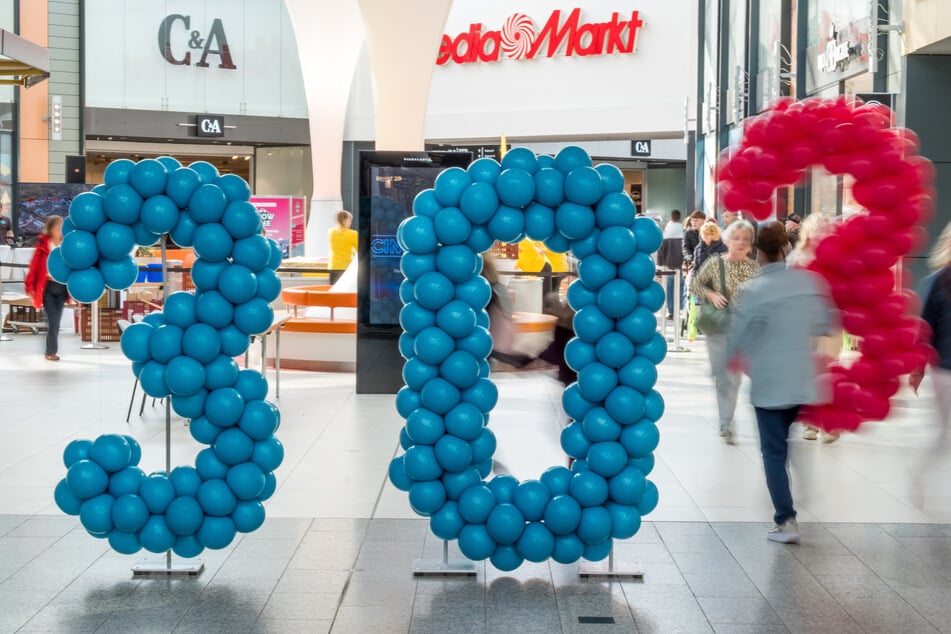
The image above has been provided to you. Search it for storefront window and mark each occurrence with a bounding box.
[0,131,11,222]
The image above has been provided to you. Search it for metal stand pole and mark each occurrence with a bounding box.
[133,235,203,577]
[275,327,281,398]
[0,273,11,342]
[81,302,109,350]
[578,550,644,579]
[669,271,688,353]
[413,540,477,577]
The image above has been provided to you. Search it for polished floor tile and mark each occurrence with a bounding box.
[0,326,949,632]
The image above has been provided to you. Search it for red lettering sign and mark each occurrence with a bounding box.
[436,9,644,66]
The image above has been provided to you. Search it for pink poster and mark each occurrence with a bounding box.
[251,196,306,258]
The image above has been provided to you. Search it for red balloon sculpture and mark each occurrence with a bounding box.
[718,97,936,432]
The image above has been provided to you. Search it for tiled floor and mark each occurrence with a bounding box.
[0,326,949,632]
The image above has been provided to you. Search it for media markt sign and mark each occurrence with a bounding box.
[437,8,644,66]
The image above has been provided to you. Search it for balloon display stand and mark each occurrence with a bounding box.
[413,540,477,577]
[578,552,643,579]
[131,239,204,578]
[80,302,109,350]
[132,551,204,576]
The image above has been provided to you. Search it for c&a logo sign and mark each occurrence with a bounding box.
[437,8,644,66]
[158,14,237,70]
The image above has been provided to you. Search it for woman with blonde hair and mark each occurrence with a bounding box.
[328,210,357,284]
[692,220,760,442]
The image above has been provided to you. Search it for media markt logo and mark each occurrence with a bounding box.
[436,8,644,66]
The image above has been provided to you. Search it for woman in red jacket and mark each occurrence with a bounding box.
[25,215,67,360]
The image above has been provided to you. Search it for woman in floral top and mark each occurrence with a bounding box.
[691,219,760,442]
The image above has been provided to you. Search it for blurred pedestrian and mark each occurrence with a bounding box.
[24,215,66,361]
[328,210,357,284]
[909,221,951,506]
[691,220,759,442]
[726,224,837,543]
[657,209,684,320]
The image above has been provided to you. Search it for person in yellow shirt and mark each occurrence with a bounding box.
[517,239,568,294]
[328,210,358,284]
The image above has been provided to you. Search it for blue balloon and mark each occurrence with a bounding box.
[197,479,237,516]
[617,307,657,344]
[165,167,202,208]
[458,523,496,561]
[543,495,582,535]
[182,323,221,364]
[69,192,107,232]
[149,325,184,364]
[266,238,283,270]
[47,248,71,283]
[560,422,592,460]
[231,235,271,272]
[598,226,637,263]
[413,189,442,218]
[564,338,596,373]
[485,503,525,545]
[539,466,573,496]
[108,466,146,497]
[112,494,150,532]
[100,256,139,291]
[414,271,455,311]
[196,290,235,329]
[54,478,82,515]
[517,521,555,562]
[66,266,106,304]
[618,356,658,392]
[234,369,269,401]
[238,400,280,440]
[104,159,135,187]
[634,216,664,253]
[409,480,447,516]
[467,225,495,253]
[619,420,659,459]
[533,168,566,208]
[80,493,115,535]
[189,415,221,445]
[217,264,258,305]
[140,194,180,235]
[197,516,237,550]
[251,437,284,472]
[188,161,221,185]
[226,462,267,500]
[139,360,170,398]
[195,448,229,481]
[555,201,596,240]
[217,173,252,202]
[512,480,550,521]
[90,434,131,473]
[581,407,622,443]
[461,378,498,413]
[605,385,646,425]
[433,207,471,246]
[221,201,263,240]
[496,169,535,208]
[189,185,229,224]
[552,534,586,564]
[638,280,666,313]
[193,223,234,262]
[60,230,99,270]
[487,205,525,243]
[169,466,203,497]
[420,377,461,414]
[129,159,168,198]
[403,358,439,392]
[397,216,438,254]
[169,211,198,247]
[564,167,605,206]
[636,332,668,365]
[103,184,143,225]
[63,439,94,468]
[166,355,207,396]
[156,155,182,171]
[467,158,502,184]
[638,481,659,515]
[597,279,638,319]
[163,291,197,328]
[569,471,610,507]
[500,147,539,173]
[595,163,626,193]
[459,182,500,224]
[435,245,478,283]
[430,500,465,540]
[573,305,614,343]
[205,387,245,427]
[553,146,593,174]
[524,203,556,241]
[254,268,282,302]
[232,500,266,533]
[433,167,472,207]
[166,496,204,535]
[595,192,636,229]
[233,297,274,336]
[562,383,596,421]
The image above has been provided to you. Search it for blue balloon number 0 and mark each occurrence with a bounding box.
[390,147,663,570]
[54,158,285,557]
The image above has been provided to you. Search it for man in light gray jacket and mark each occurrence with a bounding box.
[726,224,838,544]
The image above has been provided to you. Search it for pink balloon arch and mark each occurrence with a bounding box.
[718,97,936,432]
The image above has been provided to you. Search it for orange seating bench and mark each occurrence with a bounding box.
[281,285,357,334]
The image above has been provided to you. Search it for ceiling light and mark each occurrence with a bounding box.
[244,156,250,161]
[231,155,239,160]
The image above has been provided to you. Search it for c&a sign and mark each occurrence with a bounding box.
[158,14,237,69]
[437,8,645,66]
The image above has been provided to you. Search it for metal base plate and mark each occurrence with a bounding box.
[413,558,478,577]
[131,558,204,577]
[81,343,109,350]
[578,562,644,579]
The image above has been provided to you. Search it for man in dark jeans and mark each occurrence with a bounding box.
[726,224,837,543]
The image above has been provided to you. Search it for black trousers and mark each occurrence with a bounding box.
[43,281,67,355]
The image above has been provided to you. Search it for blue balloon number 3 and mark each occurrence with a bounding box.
[53,157,285,557]
[389,147,664,570]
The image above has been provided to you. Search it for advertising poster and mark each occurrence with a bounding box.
[251,196,306,258]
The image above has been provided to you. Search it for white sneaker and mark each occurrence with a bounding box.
[767,519,800,544]
[802,428,818,440]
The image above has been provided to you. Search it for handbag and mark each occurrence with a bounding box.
[696,257,731,335]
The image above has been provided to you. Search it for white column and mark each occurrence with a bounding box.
[356,0,453,151]
[283,0,365,257]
